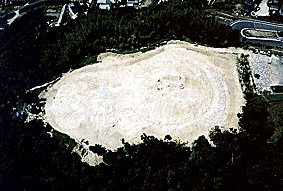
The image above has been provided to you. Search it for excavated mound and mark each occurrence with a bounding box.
[41,41,245,151]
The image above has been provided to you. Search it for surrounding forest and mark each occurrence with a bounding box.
[1,0,283,190]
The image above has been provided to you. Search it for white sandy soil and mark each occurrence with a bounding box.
[40,41,246,153]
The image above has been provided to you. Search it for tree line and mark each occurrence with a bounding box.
[40,0,240,86]
[0,0,241,104]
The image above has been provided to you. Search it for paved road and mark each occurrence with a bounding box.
[231,19,283,32]
[230,19,283,46]
[209,10,283,46]
[0,2,47,52]
[217,16,233,26]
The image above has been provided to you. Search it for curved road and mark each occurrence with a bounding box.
[230,19,283,32]
[230,19,283,46]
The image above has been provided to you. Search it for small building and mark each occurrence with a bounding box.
[241,0,257,15]
[126,0,139,6]
[267,0,283,15]
[99,4,110,9]
[97,0,116,10]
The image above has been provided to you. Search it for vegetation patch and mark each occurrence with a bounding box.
[243,29,278,38]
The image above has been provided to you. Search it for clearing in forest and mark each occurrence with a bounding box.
[40,41,245,151]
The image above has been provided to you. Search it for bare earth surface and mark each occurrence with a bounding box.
[40,41,245,152]
[248,53,283,92]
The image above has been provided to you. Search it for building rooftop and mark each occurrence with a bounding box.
[99,4,111,9]
[244,0,256,6]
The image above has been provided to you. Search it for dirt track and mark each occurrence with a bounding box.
[40,41,246,151]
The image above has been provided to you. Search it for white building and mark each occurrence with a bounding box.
[97,0,116,10]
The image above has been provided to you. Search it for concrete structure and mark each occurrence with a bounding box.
[241,28,283,47]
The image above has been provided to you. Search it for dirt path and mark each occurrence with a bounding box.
[40,41,246,152]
